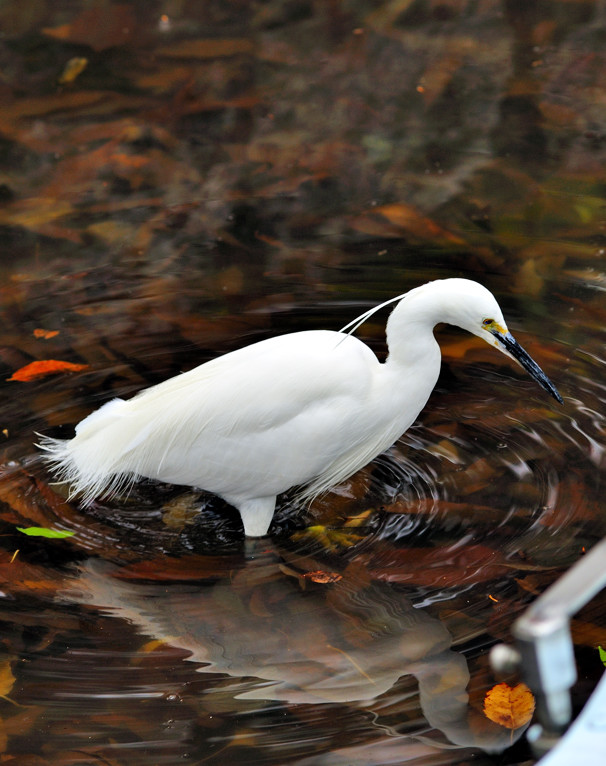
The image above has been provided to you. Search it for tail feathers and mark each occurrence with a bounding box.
[37,398,137,504]
[74,397,128,437]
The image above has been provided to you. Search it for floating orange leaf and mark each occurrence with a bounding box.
[33,328,60,339]
[7,360,89,382]
[483,682,535,729]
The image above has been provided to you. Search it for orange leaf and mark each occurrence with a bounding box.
[302,571,343,584]
[33,328,60,339]
[7,360,89,382]
[483,682,535,729]
[350,202,464,244]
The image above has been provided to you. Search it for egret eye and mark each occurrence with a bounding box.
[482,318,494,327]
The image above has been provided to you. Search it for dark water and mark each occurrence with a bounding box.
[0,1,605,764]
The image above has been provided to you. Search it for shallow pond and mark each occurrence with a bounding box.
[0,1,605,764]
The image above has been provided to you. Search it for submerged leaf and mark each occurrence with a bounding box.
[350,202,464,244]
[33,328,60,339]
[16,526,75,539]
[0,661,15,698]
[43,4,136,51]
[157,38,254,59]
[361,543,515,588]
[302,571,343,584]
[7,360,89,381]
[344,509,373,528]
[292,524,363,550]
[59,57,88,84]
[483,682,535,729]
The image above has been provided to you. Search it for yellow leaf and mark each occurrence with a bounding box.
[0,198,72,229]
[483,682,535,729]
[59,57,88,84]
[344,509,372,528]
[0,661,15,698]
[131,639,180,664]
[291,525,362,550]
[140,639,169,654]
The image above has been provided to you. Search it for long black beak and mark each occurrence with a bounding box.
[491,330,563,404]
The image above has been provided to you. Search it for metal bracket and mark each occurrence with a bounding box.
[490,537,606,758]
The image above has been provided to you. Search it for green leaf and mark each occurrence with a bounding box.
[599,646,606,667]
[16,526,75,539]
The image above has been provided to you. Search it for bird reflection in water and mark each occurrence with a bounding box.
[65,537,527,755]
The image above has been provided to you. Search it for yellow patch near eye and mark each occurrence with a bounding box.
[482,318,507,334]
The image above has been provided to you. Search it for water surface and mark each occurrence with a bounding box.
[0,1,605,764]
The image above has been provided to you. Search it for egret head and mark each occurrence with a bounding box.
[379,279,563,404]
[436,279,563,404]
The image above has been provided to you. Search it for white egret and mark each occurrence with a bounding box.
[39,278,562,537]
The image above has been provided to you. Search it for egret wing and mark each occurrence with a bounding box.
[41,330,380,503]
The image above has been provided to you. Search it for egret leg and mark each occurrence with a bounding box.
[234,496,277,537]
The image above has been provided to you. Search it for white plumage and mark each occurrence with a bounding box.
[39,278,562,536]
